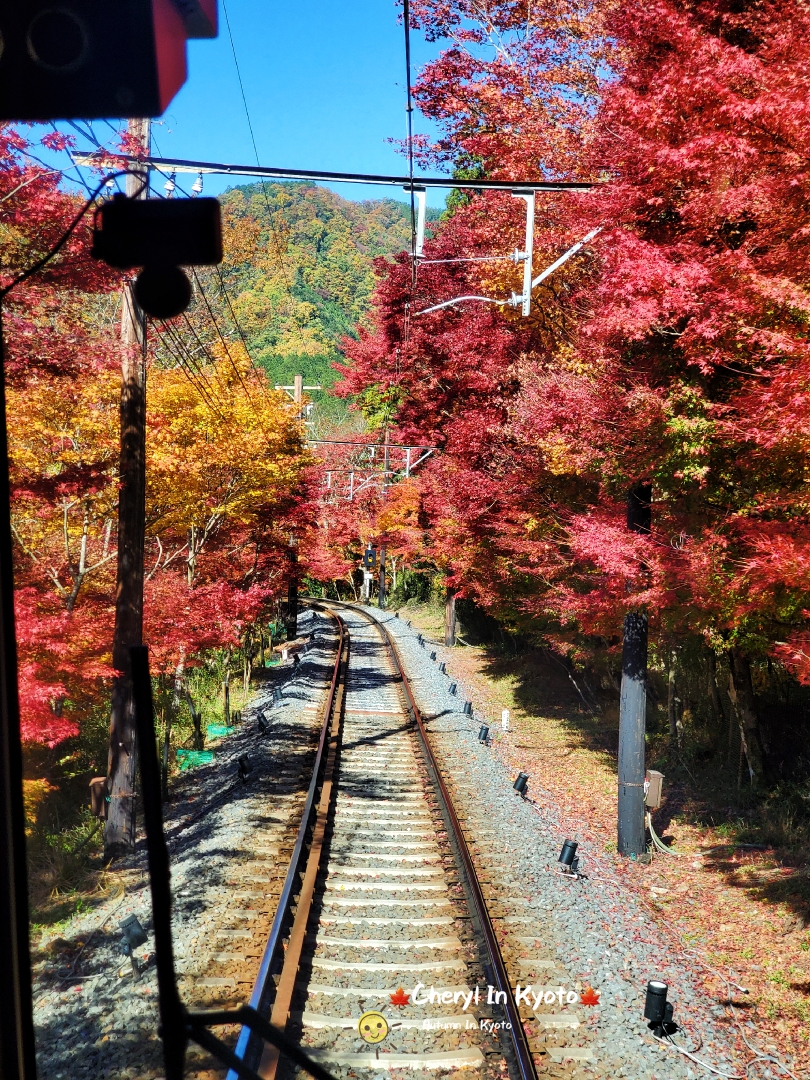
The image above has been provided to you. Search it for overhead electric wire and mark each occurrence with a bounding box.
[211,264,273,402]
[93,126,269,416]
[153,320,228,421]
[189,267,257,408]
[221,0,303,338]
[94,154,593,192]
[161,316,228,408]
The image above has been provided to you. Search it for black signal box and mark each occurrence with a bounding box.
[362,549,377,570]
[0,0,190,121]
[92,195,223,269]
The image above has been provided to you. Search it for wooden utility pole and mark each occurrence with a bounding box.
[617,483,651,858]
[104,118,150,859]
[444,591,457,646]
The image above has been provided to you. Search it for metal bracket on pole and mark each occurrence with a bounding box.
[510,190,535,316]
[531,227,602,290]
[404,186,427,258]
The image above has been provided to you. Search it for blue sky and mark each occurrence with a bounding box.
[59,1,447,209]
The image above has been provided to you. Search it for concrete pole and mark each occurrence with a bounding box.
[617,483,651,858]
[286,536,298,640]
[378,545,386,609]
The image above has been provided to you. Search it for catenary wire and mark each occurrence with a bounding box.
[221,0,303,330]
[153,320,228,421]
[189,267,257,408]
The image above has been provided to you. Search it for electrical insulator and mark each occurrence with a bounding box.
[164,172,176,198]
[191,172,204,196]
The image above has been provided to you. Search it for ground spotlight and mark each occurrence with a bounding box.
[430,650,437,661]
[513,772,529,796]
[273,687,282,704]
[417,633,423,646]
[119,914,147,980]
[463,700,473,716]
[439,662,447,674]
[644,980,677,1036]
[257,712,270,735]
[238,754,254,782]
[478,724,490,744]
[558,839,579,874]
[448,682,457,696]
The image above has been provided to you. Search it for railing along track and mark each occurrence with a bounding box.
[229,601,539,1080]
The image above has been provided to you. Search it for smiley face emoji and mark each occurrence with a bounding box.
[358,1011,389,1044]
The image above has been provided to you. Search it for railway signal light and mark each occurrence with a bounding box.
[0,0,196,122]
[362,546,377,570]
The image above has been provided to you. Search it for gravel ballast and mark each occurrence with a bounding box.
[363,605,750,1080]
[31,608,333,1080]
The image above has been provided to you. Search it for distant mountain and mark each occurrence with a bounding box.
[220,181,437,393]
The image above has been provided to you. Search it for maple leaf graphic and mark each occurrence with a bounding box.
[390,987,410,1006]
[580,986,600,1006]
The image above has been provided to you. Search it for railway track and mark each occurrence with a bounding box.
[215,602,595,1080]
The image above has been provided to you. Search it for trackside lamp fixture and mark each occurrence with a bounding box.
[119,914,148,980]
[644,980,677,1037]
[558,840,579,874]
[92,194,223,319]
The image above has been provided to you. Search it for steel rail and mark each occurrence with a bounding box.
[256,607,347,1080]
[323,602,540,1080]
[227,610,346,1079]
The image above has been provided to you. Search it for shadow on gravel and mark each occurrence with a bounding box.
[341,722,412,755]
[479,647,621,762]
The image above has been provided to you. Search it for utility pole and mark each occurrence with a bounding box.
[380,432,390,617]
[444,591,457,646]
[104,117,150,859]
[617,483,651,858]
